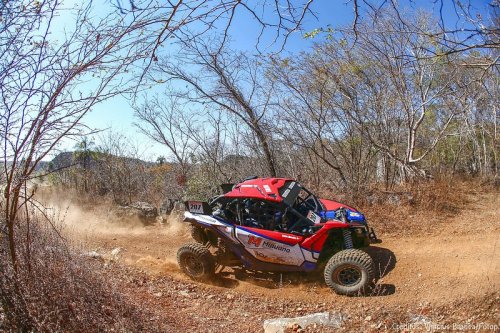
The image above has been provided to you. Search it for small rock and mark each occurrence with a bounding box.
[264,312,342,333]
[111,247,123,256]
[153,292,163,298]
[179,290,190,297]
[365,315,372,321]
[409,314,432,326]
[226,294,235,300]
[207,294,215,299]
[85,251,103,260]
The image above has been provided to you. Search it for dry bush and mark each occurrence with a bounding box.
[345,176,490,236]
[0,213,167,332]
[407,177,473,214]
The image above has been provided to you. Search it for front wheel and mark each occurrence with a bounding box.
[324,249,374,296]
[177,243,215,281]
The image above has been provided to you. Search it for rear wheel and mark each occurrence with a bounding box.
[324,249,374,296]
[177,243,215,281]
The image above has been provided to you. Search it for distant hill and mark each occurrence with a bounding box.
[49,152,75,170]
[37,151,154,173]
[35,161,50,172]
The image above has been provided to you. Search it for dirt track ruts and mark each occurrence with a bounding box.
[61,192,500,331]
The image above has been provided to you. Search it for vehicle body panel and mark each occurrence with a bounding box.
[182,177,377,272]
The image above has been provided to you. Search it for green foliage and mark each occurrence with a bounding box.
[303,26,334,39]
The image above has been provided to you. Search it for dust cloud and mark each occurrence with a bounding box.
[35,189,189,246]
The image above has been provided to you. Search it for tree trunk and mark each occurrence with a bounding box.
[253,124,277,177]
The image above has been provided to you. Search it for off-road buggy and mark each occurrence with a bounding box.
[177,177,380,295]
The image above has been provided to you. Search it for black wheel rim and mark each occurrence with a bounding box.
[334,265,362,286]
[181,253,204,277]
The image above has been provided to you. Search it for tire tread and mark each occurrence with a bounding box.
[177,243,215,280]
[324,249,374,296]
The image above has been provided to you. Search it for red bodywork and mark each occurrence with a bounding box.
[320,199,358,212]
[224,177,293,203]
[224,178,359,212]
[223,177,360,253]
[239,221,350,253]
[239,221,348,253]
[300,221,349,252]
[240,226,304,246]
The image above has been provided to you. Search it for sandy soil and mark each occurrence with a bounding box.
[55,192,499,332]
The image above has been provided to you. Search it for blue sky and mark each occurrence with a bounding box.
[58,0,356,160]
[54,0,494,161]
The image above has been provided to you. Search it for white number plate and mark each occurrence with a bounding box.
[188,201,204,214]
[307,210,321,224]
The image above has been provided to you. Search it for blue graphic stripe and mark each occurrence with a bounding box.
[299,246,320,254]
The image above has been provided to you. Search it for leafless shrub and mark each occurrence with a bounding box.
[0,210,164,332]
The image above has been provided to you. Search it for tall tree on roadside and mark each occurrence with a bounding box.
[312,11,466,181]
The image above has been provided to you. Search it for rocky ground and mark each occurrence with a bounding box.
[61,192,499,332]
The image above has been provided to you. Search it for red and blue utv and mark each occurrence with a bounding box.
[177,177,380,295]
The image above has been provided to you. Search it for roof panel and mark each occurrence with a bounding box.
[223,177,294,202]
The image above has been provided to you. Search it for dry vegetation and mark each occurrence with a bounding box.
[2,178,496,332]
[0,214,171,332]
[359,177,473,236]
[1,0,498,331]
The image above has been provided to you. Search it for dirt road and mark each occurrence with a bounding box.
[62,192,500,331]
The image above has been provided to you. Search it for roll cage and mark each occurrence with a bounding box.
[209,181,325,235]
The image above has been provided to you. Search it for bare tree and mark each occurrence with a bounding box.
[0,0,168,266]
[133,95,194,184]
[152,39,279,176]
[115,0,316,54]
[182,109,231,181]
[0,0,317,267]
[316,12,467,181]
[270,54,378,194]
[349,0,499,66]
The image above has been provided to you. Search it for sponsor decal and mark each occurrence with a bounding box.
[254,251,287,264]
[254,251,270,259]
[307,210,321,224]
[282,234,300,240]
[281,182,296,198]
[281,235,300,239]
[263,184,272,193]
[247,235,263,247]
[263,240,290,253]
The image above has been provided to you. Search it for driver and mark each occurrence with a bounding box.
[242,199,283,231]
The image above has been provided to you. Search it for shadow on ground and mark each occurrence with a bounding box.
[364,246,397,279]
[208,245,397,297]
